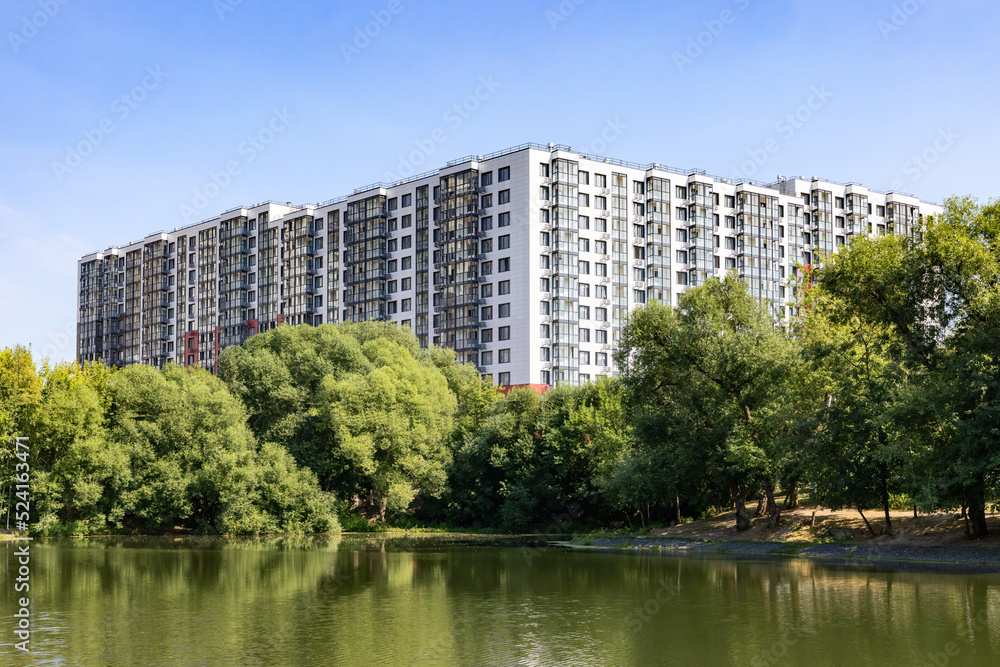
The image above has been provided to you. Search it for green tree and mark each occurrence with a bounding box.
[821,196,1000,538]
[220,322,461,523]
[617,277,799,531]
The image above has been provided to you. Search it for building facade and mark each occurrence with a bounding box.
[77,142,941,386]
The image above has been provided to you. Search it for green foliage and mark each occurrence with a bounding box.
[616,276,800,530]
[220,321,464,522]
[0,353,336,536]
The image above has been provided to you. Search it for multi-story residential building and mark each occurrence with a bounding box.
[77,142,941,387]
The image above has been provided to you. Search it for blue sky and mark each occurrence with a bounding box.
[1,0,997,362]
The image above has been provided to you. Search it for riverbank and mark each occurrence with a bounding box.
[559,504,1000,569]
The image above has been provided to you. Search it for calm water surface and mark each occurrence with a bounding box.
[2,535,999,666]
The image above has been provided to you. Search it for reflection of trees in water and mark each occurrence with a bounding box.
[5,541,999,666]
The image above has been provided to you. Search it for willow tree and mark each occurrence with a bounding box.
[617,277,799,531]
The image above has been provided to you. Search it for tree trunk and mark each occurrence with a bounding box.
[881,476,893,537]
[731,480,752,531]
[764,483,781,529]
[783,481,799,511]
[966,493,989,540]
[675,495,682,526]
[857,504,877,537]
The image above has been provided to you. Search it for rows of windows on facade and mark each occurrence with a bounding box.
[77,144,939,388]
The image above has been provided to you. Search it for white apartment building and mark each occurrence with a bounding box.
[77,142,941,388]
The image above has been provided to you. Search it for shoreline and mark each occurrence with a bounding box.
[553,535,1000,572]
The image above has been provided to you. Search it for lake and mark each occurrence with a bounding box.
[2,535,999,665]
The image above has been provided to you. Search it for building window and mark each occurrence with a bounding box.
[539,255,550,269]
[540,231,550,246]
[540,323,550,338]
[596,329,608,344]
[481,238,493,254]
[596,352,608,367]
[481,328,493,343]
[499,234,511,250]
[595,174,606,188]
[499,189,510,205]
[579,193,590,208]
[499,349,511,363]
[596,263,607,276]
[499,212,510,227]
[580,328,590,342]
[540,347,551,361]
[726,258,736,269]
[481,261,493,275]
[481,172,493,187]
[579,282,590,297]
[499,167,510,182]
[499,303,510,318]
[579,215,590,229]
[540,163,550,177]
[402,298,411,312]
[481,306,493,320]
[541,370,551,385]
[677,272,689,285]
[596,307,607,321]
[580,305,590,319]
[580,351,590,365]
[481,283,493,297]
[498,372,510,385]
[499,326,510,341]
[540,301,550,315]
[579,260,590,274]
[498,258,510,272]
[540,186,550,201]
[481,351,493,365]
[676,185,687,199]
[595,196,607,210]
[580,238,590,253]
[402,256,412,270]
[499,280,511,295]
[481,194,492,209]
